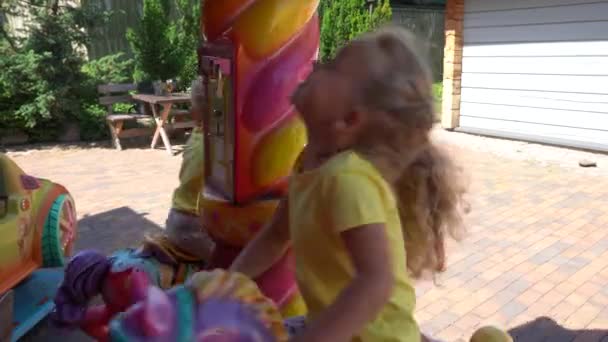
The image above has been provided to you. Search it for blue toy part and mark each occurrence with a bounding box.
[108,248,201,290]
[109,285,195,342]
[11,268,64,341]
[174,286,195,342]
[42,194,73,267]
[110,249,165,287]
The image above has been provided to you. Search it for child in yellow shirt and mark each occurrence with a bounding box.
[155,26,512,341]
[231,26,471,341]
[165,77,214,261]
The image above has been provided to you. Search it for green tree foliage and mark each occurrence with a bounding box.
[126,0,175,82]
[1,0,201,143]
[0,48,50,134]
[80,53,135,140]
[0,1,132,142]
[0,0,106,140]
[81,53,135,85]
[370,0,392,28]
[174,0,202,90]
[319,0,392,62]
[127,0,201,84]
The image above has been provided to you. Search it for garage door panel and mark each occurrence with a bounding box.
[460,0,608,150]
[465,0,603,13]
[465,2,608,28]
[460,88,608,113]
[465,21,608,44]
[460,0,608,151]
[464,21,608,44]
[459,117,608,145]
[462,56,608,76]
[463,41,608,57]
[461,102,608,131]
[461,73,608,94]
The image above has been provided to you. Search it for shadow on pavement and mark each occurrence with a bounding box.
[509,316,608,341]
[75,206,165,254]
[21,206,165,342]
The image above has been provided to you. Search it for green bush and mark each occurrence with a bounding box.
[319,0,392,62]
[82,53,134,85]
[177,51,199,91]
[0,48,53,136]
[0,1,138,142]
[79,104,109,141]
[433,82,443,121]
[127,0,200,84]
[0,0,197,143]
[433,82,443,103]
[175,0,202,90]
[79,53,136,141]
[127,0,177,82]
[0,2,105,142]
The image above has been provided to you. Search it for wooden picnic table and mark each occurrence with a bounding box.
[132,93,194,155]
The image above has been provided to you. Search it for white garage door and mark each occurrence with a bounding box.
[459,0,608,151]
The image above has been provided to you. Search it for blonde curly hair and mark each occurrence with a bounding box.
[334,25,468,279]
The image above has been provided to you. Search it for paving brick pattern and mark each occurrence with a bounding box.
[6,132,608,341]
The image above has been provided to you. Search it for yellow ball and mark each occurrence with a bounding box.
[470,326,513,342]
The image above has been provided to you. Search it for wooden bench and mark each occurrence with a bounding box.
[98,83,154,150]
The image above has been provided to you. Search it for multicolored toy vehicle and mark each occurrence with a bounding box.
[0,153,78,341]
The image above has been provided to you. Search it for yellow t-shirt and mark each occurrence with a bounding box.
[289,150,420,342]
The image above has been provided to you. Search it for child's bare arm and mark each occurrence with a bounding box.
[291,223,393,342]
[230,199,291,279]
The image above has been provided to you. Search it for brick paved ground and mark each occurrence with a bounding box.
[5,131,608,341]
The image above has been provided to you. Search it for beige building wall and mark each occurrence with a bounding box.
[440,0,464,129]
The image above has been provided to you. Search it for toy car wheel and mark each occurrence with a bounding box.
[42,194,77,267]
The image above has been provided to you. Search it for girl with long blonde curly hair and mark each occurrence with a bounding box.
[232,25,471,341]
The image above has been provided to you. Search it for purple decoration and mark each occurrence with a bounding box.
[112,286,185,341]
[52,250,111,327]
[20,174,40,190]
[111,289,277,342]
[196,298,276,342]
[122,286,175,338]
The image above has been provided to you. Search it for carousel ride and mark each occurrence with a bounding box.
[51,0,319,340]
